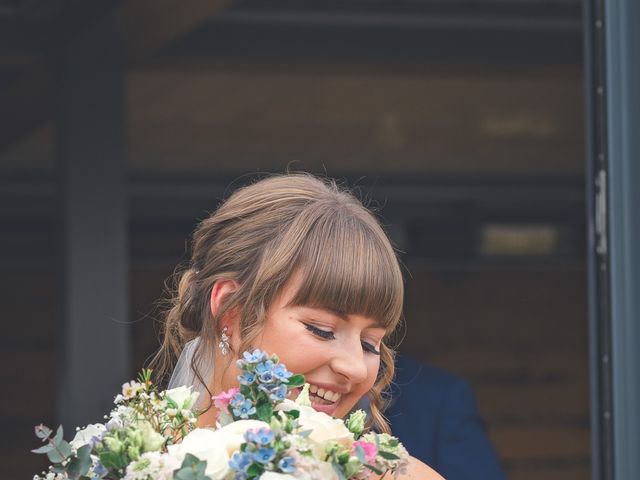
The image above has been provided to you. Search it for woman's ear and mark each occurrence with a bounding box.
[210,279,241,335]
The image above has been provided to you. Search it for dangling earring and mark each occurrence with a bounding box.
[219,326,230,356]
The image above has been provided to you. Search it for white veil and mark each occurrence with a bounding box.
[167,337,215,408]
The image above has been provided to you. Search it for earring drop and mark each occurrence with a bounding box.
[219,326,230,355]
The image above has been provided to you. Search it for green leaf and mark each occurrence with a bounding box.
[46,440,72,463]
[246,463,263,477]
[31,444,54,454]
[354,444,366,464]
[287,374,305,388]
[66,444,93,480]
[365,463,384,475]
[256,402,273,423]
[100,450,127,470]
[285,409,300,419]
[52,425,64,445]
[173,453,211,480]
[331,461,348,480]
[240,385,252,397]
[34,424,53,440]
[377,450,400,461]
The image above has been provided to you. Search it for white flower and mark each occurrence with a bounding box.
[291,453,340,480]
[122,381,144,400]
[70,423,106,450]
[167,429,228,478]
[124,451,181,480]
[167,420,269,478]
[165,385,200,410]
[277,400,353,448]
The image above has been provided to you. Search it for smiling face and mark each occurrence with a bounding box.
[216,272,386,419]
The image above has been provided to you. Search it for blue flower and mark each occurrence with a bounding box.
[256,360,276,383]
[269,384,288,402]
[243,349,267,364]
[230,392,247,408]
[278,456,296,473]
[229,451,253,472]
[232,399,256,419]
[272,363,293,382]
[245,427,274,446]
[238,371,257,386]
[253,447,276,464]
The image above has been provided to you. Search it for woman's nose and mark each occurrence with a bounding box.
[330,340,369,385]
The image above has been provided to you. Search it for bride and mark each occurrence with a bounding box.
[150,173,444,479]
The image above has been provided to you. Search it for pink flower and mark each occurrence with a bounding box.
[352,440,378,465]
[212,387,240,412]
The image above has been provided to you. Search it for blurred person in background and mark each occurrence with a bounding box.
[386,353,506,480]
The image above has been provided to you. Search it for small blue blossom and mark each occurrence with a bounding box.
[245,427,274,446]
[92,462,108,477]
[278,456,296,473]
[229,451,253,473]
[256,360,276,383]
[238,371,257,386]
[230,392,247,408]
[243,349,267,364]
[253,447,276,464]
[272,363,293,382]
[269,384,288,402]
[232,399,257,419]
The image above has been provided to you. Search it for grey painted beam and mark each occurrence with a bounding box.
[605,0,640,477]
[55,12,130,428]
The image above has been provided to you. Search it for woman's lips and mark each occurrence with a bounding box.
[310,392,338,416]
[286,387,339,416]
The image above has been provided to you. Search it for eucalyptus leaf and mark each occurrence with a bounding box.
[354,444,366,464]
[66,444,93,479]
[31,444,54,454]
[34,424,53,440]
[331,461,348,480]
[52,425,64,444]
[365,463,384,475]
[377,450,400,461]
[46,440,72,463]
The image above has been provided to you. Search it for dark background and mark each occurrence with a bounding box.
[0,1,589,478]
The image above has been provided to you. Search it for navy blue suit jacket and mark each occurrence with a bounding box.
[386,354,506,480]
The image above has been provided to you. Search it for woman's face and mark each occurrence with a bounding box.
[220,273,386,419]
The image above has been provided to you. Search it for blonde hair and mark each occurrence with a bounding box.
[150,173,404,433]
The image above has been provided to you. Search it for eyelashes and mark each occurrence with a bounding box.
[303,323,381,356]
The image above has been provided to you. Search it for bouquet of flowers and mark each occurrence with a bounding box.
[32,349,409,480]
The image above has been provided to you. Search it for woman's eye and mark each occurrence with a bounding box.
[304,323,335,340]
[362,341,381,356]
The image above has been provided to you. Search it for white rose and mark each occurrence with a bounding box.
[167,421,269,478]
[165,385,200,410]
[167,429,228,478]
[70,424,106,450]
[212,419,270,455]
[276,400,353,447]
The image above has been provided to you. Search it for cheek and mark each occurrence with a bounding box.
[253,321,329,375]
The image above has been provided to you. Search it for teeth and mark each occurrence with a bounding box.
[308,384,342,403]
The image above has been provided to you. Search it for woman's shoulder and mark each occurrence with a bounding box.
[369,456,444,480]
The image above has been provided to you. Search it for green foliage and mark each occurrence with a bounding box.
[173,453,211,480]
[256,402,273,423]
[287,374,305,388]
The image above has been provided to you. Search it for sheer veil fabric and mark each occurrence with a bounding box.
[167,337,214,408]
